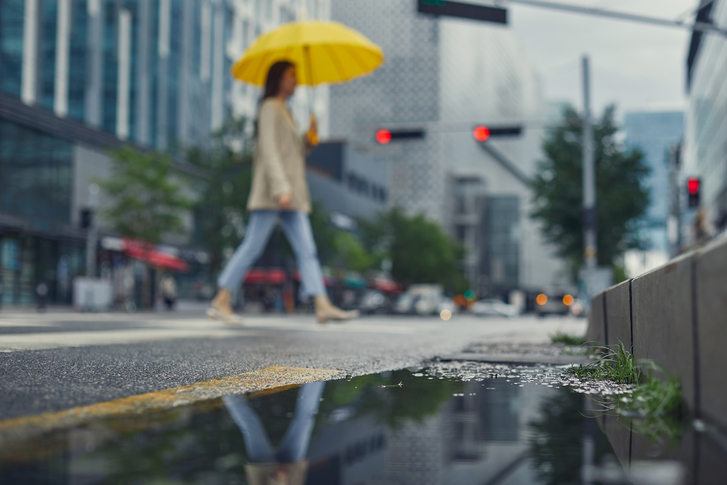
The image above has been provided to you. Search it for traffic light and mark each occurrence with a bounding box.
[472,125,522,142]
[687,177,701,208]
[375,128,425,144]
[80,208,93,229]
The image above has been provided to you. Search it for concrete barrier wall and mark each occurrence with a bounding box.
[586,237,727,424]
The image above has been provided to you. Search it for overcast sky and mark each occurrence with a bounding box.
[505,0,694,119]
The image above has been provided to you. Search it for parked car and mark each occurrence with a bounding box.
[393,292,415,314]
[471,299,519,318]
[394,284,444,315]
[356,290,388,315]
[535,293,571,317]
[438,296,458,315]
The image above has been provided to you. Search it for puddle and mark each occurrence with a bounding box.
[0,366,720,484]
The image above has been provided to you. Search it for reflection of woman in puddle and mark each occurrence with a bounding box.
[223,381,324,485]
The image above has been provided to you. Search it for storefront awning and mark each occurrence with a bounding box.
[123,239,189,272]
[372,279,403,293]
[244,269,287,285]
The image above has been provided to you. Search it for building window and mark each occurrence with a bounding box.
[0,120,73,229]
[0,0,25,98]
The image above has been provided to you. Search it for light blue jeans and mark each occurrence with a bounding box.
[222,382,325,463]
[217,210,326,297]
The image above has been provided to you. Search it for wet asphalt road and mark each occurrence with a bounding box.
[0,310,586,420]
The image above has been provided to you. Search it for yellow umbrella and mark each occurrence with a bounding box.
[231,20,384,87]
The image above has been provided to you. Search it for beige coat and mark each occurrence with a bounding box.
[247,98,311,213]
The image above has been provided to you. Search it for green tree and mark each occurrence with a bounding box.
[359,207,469,292]
[333,231,376,273]
[99,146,192,244]
[531,105,650,277]
[187,118,253,276]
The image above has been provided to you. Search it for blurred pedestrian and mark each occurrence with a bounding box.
[207,61,358,325]
[160,274,177,311]
[36,281,48,312]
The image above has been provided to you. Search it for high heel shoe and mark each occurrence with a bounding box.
[314,294,359,324]
[206,305,244,325]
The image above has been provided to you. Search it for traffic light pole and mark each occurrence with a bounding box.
[582,56,598,297]
[668,144,683,257]
[476,142,532,187]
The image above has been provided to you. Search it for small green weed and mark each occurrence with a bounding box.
[568,342,684,444]
[549,331,585,346]
[569,341,641,384]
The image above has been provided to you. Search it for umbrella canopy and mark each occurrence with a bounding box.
[231,21,384,86]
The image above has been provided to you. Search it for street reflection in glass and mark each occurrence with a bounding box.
[0,370,619,484]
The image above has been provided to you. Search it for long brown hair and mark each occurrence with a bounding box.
[254,60,295,139]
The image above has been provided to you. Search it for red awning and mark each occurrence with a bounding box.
[373,279,403,293]
[244,269,286,284]
[122,239,189,272]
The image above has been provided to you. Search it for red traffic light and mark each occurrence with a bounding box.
[375,129,392,145]
[473,125,490,142]
[687,178,700,195]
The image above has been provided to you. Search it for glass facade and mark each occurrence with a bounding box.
[482,196,520,291]
[127,0,140,142]
[685,0,727,227]
[102,0,118,133]
[149,0,160,146]
[0,0,326,151]
[165,0,182,151]
[39,0,58,111]
[0,0,24,98]
[623,111,684,253]
[68,0,89,121]
[0,120,73,230]
[0,120,77,306]
[0,0,332,307]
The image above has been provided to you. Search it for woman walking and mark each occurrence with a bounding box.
[207,61,358,324]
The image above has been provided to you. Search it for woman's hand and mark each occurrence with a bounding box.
[307,114,319,146]
[278,192,292,209]
[309,114,318,134]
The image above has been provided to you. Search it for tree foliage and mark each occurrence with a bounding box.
[359,207,469,292]
[531,105,650,274]
[187,118,254,275]
[99,146,192,244]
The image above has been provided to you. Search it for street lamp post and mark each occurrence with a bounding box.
[582,56,598,299]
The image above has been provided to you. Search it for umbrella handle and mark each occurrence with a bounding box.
[303,45,319,145]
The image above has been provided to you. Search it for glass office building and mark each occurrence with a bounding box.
[685,0,727,232]
[329,0,568,297]
[623,111,684,253]
[0,0,330,306]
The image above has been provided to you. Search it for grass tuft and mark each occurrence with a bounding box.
[569,341,641,384]
[549,331,585,346]
[568,341,684,444]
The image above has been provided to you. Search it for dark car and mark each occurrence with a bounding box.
[535,293,573,317]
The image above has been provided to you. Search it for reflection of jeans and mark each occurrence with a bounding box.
[217,210,326,297]
[223,381,325,463]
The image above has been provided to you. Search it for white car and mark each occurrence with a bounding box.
[471,299,519,318]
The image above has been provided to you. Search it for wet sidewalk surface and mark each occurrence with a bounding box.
[1,362,725,484]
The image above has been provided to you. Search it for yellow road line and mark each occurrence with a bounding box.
[0,366,342,451]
